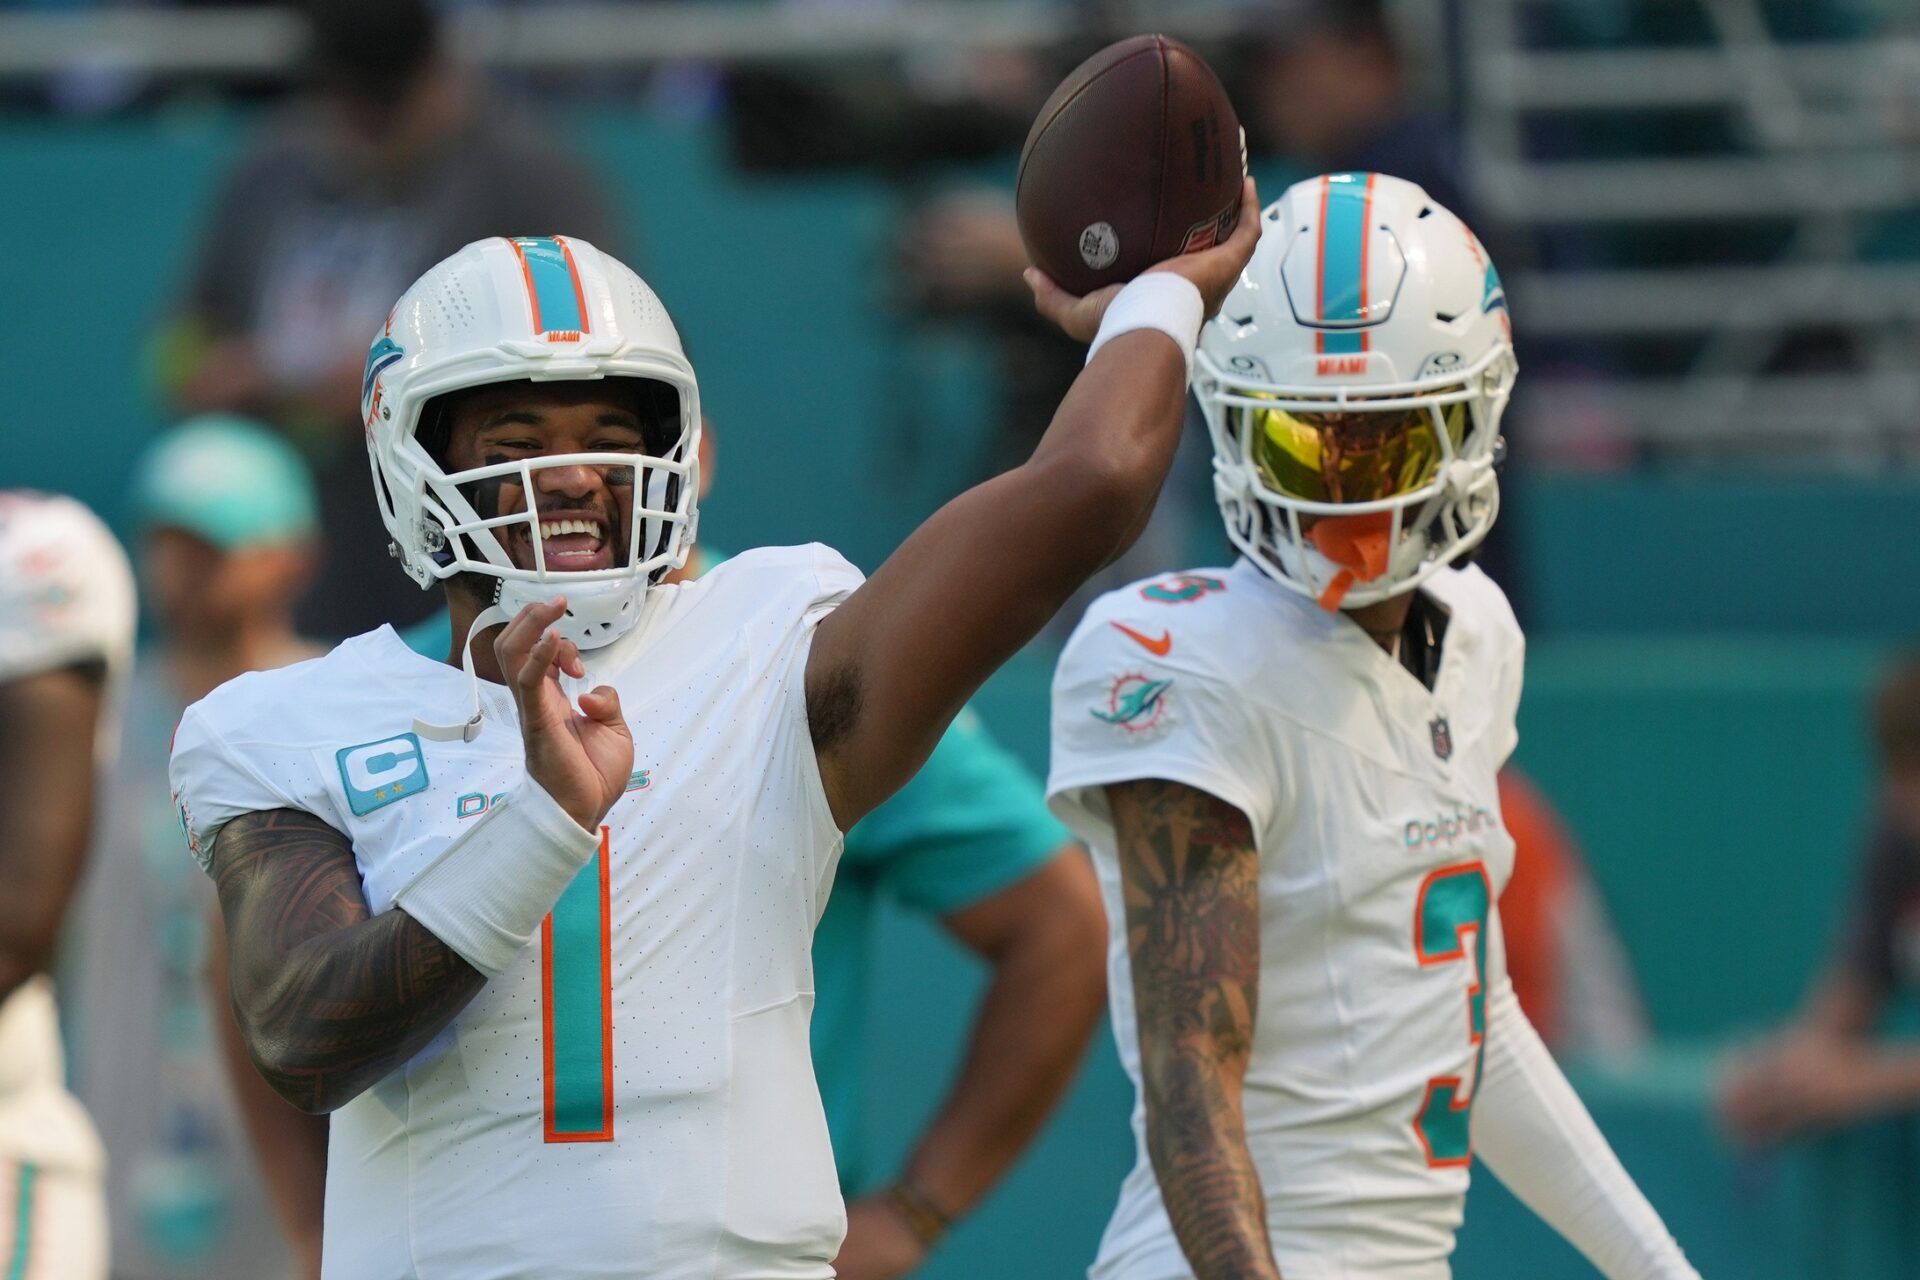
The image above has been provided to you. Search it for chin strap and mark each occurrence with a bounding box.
[414,603,513,743]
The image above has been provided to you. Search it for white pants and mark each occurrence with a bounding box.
[1,1161,107,1280]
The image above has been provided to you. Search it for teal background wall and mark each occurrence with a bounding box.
[8,108,1919,1276]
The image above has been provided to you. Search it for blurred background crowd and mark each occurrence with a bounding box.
[5,0,1920,1277]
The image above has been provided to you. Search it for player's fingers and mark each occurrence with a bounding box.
[1228,176,1260,249]
[514,630,565,703]
[1023,267,1073,323]
[578,684,625,728]
[1029,269,1123,344]
[553,634,585,680]
[493,596,568,674]
[1165,177,1262,318]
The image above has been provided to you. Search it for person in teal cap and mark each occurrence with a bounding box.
[64,415,331,1278]
[239,422,1108,1280]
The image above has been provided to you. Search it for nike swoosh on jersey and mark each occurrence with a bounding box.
[1111,622,1172,656]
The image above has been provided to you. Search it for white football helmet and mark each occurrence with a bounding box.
[1193,172,1515,610]
[363,235,700,650]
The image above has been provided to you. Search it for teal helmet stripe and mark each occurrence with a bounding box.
[510,235,589,336]
[1316,172,1378,354]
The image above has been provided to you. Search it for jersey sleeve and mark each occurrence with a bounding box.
[1047,607,1276,841]
[169,702,307,872]
[0,494,136,684]
[1478,569,1526,766]
[800,542,864,622]
[847,707,1070,917]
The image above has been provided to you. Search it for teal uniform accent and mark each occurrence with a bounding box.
[512,236,586,334]
[1482,260,1508,315]
[7,1163,36,1280]
[1092,678,1171,726]
[813,707,1069,1190]
[334,733,429,817]
[398,611,453,662]
[1413,864,1492,1164]
[398,584,1070,1187]
[362,336,403,401]
[1318,172,1375,325]
[548,845,611,1137]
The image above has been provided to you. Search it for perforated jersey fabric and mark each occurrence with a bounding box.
[172,544,863,1279]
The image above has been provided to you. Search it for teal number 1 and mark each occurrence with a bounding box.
[1412,861,1491,1168]
[541,826,614,1143]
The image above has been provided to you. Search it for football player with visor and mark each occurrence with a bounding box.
[1048,173,1702,1280]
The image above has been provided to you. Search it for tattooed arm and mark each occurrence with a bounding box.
[211,809,486,1114]
[1107,778,1280,1280]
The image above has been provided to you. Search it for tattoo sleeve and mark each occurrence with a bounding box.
[1108,779,1280,1280]
[212,809,487,1114]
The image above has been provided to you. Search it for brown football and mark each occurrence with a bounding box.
[1016,34,1245,297]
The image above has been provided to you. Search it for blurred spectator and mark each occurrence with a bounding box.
[154,0,623,639]
[1719,654,1920,1144]
[1239,0,1470,217]
[65,418,326,1280]
[1497,767,1650,1058]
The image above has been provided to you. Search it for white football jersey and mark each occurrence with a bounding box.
[0,491,136,1175]
[1048,558,1524,1280]
[171,545,862,1280]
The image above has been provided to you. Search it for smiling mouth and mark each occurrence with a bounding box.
[511,514,615,572]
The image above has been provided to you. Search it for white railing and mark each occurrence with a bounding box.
[0,1,1258,79]
[1461,0,1920,459]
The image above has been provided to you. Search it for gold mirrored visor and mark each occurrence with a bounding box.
[1238,396,1468,505]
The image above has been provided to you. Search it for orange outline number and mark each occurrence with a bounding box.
[1412,860,1491,1168]
[540,825,614,1142]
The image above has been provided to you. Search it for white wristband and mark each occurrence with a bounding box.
[1084,273,1206,374]
[393,780,602,979]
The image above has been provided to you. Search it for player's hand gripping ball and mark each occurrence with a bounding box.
[1016,34,1246,297]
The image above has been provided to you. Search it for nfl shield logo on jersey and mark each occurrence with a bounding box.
[1429,715,1453,762]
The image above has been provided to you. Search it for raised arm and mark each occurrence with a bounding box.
[211,808,487,1113]
[1472,912,1699,1280]
[1108,778,1280,1280]
[808,181,1259,828]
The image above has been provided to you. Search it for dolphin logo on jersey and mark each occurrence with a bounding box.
[1093,675,1172,734]
[337,732,430,815]
[363,337,405,403]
